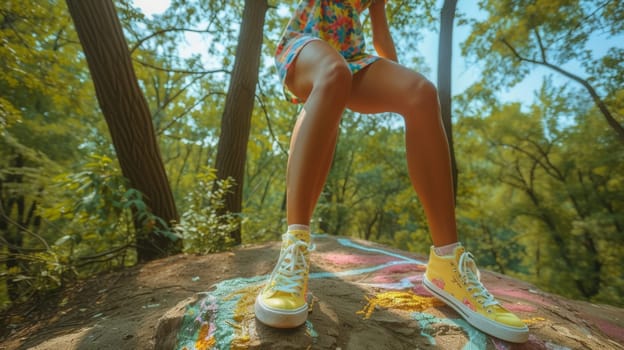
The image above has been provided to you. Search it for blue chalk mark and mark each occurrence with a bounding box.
[336,238,426,264]
[412,312,488,350]
[306,320,319,342]
[176,294,218,350]
[413,312,437,344]
[176,276,265,350]
[310,260,419,280]
[176,236,433,349]
[360,276,419,290]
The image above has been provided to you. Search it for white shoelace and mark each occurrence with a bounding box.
[267,233,309,295]
[458,251,499,308]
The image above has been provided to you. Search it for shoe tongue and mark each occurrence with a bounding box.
[453,245,466,259]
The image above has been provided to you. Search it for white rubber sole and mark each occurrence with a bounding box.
[254,294,309,328]
[423,276,529,343]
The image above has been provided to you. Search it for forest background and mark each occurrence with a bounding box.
[1,0,622,313]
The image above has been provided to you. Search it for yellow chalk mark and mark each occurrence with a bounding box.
[231,334,251,350]
[357,291,445,319]
[223,284,264,349]
[194,323,216,350]
[522,316,546,325]
[308,295,316,312]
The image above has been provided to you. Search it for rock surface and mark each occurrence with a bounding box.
[2,235,623,349]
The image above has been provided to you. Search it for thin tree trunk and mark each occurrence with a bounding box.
[2,154,25,301]
[437,0,459,202]
[214,0,268,244]
[66,0,179,261]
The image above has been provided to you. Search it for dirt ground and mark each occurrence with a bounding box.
[1,235,623,350]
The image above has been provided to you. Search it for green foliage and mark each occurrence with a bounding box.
[315,113,428,244]
[455,80,624,305]
[1,248,70,306]
[44,154,164,248]
[456,1,623,305]
[1,0,100,164]
[462,0,622,134]
[1,154,160,307]
[1,0,622,312]
[40,156,140,267]
[0,135,62,307]
[175,169,239,254]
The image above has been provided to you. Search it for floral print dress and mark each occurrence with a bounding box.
[275,0,380,103]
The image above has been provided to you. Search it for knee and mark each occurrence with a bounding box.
[400,77,439,116]
[313,59,352,101]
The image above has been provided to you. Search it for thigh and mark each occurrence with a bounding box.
[347,59,433,115]
[285,40,350,102]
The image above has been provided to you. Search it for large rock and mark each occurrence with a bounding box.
[156,235,624,350]
[2,235,622,349]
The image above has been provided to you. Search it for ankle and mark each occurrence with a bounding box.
[434,241,461,256]
[284,224,311,244]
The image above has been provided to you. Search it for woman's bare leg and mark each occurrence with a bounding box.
[255,41,353,329]
[285,41,352,225]
[347,59,457,246]
[344,59,528,344]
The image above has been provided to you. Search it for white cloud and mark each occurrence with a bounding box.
[133,0,170,17]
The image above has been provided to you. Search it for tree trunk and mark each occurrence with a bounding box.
[66,0,179,261]
[214,0,268,244]
[437,0,458,202]
[1,153,25,302]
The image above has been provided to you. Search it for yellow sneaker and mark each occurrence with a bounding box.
[423,245,529,343]
[254,230,310,328]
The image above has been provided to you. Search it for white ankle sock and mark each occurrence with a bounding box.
[434,242,461,256]
[288,224,310,232]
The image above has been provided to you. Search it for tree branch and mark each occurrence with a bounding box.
[0,237,47,253]
[560,1,611,44]
[501,38,624,142]
[154,71,210,118]
[1,212,50,250]
[533,28,547,62]
[129,27,216,54]
[255,83,288,156]
[133,58,230,76]
[157,91,226,135]
[76,244,135,261]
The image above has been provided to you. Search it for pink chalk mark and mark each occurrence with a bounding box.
[404,274,423,283]
[502,303,538,313]
[492,334,548,349]
[490,338,511,350]
[379,263,422,274]
[591,317,624,343]
[489,287,550,307]
[370,275,395,283]
[369,273,423,285]
[412,284,433,297]
[319,252,395,266]
[360,264,423,286]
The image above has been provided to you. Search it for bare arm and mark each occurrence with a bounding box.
[369,0,397,62]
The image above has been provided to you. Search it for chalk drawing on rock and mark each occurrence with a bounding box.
[173,235,611,350]
[412,311,488,350]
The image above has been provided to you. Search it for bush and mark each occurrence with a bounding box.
[175,168,239,254]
